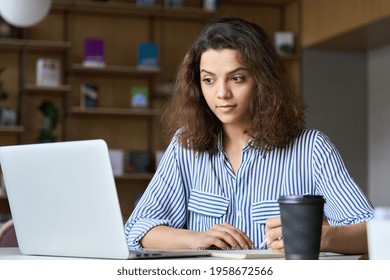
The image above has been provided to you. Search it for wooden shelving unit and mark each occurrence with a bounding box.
[0,0,301,218]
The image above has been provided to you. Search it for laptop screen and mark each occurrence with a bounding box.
[0,140,130,259]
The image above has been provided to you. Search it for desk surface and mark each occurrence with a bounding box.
[0,247,363,260]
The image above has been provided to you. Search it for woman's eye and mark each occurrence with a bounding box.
[202,77,214,84]
[232,76,245,82]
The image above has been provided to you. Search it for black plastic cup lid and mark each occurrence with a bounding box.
[278,195,325,204]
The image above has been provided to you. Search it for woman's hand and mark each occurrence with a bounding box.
[193,222,253,250]
[140,223,253,250]
[265,216,369,255]
[265,216,284,252]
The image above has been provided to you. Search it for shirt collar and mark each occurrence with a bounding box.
[217,131,259,153]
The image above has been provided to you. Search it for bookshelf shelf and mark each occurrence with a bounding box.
[25,84,71,94]
[72,64,160,77]
[71,107,161,117]
[115,173,154,181]
[0,39,70,52]
[219,0,295,5]
[68,1,216,20]
[0,39,24,51]
[0,126,24,134]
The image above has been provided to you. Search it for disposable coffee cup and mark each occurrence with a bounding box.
[278,195,325,260]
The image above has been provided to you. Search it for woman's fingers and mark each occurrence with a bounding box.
[265,216,284,252]
[206,223,253,249]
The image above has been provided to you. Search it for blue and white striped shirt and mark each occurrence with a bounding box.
[124,129,374,250]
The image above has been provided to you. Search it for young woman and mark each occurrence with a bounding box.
[124,17,374,254]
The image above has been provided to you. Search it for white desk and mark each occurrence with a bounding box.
[0,247,81,260]
[0,247,363,260]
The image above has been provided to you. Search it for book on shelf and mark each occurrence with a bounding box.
[126,151,151,173]
[36,58,61,87]
[130,86,149,109]
[203,0,217,11]
[83,38,105,67]
[0,107,17,126]
[165,0,183,7]
[80,83,99,108]
[136,0,156,6]
[137,42,159,70]
[109,149,125,176]
[274,31,294,55]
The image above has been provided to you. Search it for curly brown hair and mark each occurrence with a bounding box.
[161,17,305,152]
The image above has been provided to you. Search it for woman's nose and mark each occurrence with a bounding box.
[216,82,231,99]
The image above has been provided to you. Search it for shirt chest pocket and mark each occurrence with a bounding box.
[188,190,229,218]
[252,200,280,224]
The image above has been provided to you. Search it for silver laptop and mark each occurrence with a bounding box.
[0,139,210,259]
